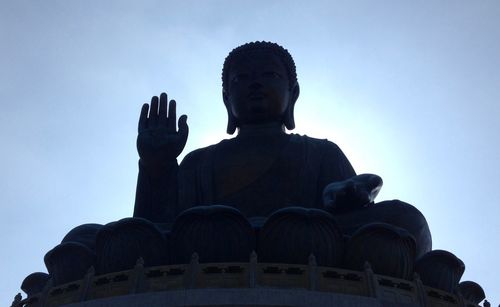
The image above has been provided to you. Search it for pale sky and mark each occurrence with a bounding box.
[1,1,499,305]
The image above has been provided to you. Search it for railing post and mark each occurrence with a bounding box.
[308,254,317,290]
[40,277,53,307]
[131,257,145,294]
[79,266,95,301]
[249,251,257,288]
[364,261,379,298]
[413,272,428,307]
[186,252,200,289]
[456,290,466,307]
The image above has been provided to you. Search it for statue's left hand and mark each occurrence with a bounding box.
[323,174,383,213]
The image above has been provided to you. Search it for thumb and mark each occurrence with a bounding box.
[178,115,189,142]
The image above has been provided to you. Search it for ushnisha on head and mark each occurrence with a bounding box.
[222,42,300,134]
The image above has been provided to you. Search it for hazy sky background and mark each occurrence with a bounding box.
[1,0,499,305]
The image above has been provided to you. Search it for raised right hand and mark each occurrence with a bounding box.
[137,92,189,165]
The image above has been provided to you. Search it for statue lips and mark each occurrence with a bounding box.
[248,92,266,100]
[247,92,268,113]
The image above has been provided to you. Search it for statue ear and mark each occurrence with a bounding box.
[284,83,300,130]
[223,90,237,135]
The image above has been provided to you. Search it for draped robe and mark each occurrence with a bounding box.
[134,133,355,225]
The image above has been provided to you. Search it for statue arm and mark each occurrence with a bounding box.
[315,141,356,206]
[319,141,384,212]
[320,141,356,182]
[133,93,189,224]
[134,160,180,223]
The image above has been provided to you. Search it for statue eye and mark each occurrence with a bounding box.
[232,73,249,83]
[262,71,282,79]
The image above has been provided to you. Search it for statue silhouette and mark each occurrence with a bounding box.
[132,42,431,258]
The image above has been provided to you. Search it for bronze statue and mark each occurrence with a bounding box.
[16,42,486,302]
[134,42,355,224]
[132,42,430,258]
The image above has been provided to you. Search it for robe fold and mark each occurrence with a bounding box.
[177,134,355,219]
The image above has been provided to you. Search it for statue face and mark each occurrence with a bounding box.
[224,50,295,126]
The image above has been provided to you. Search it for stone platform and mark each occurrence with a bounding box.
[15,256,472,307]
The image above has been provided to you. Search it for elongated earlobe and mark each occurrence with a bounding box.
[284,104,295,130]
[284,83,300,130]
[226,109,237,134]
[223,90,237,134]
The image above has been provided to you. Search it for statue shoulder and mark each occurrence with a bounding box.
[290,134,344,153]
[291,134,355,178]
[179,139,231,169]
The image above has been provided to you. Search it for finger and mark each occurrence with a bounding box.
[138,103,149,133]
[149,96,159,128]
[159,92,168,126]
[178,114,189,146]
[168,99,177,132]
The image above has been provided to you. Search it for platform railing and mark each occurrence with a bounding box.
[11,252,479,307]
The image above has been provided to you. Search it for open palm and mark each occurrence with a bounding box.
[137,92,189,165]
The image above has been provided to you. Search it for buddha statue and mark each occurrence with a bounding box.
[16,43,483,302]
[134,42,355,224]
[132,42,430,257]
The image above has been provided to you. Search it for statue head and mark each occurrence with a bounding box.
[222,42,300,134]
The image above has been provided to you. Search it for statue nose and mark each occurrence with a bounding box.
[249,82,262,90]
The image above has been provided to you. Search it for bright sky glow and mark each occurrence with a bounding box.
[1,1,499,305]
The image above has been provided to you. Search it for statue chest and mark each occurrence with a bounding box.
[212,137,297,200]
